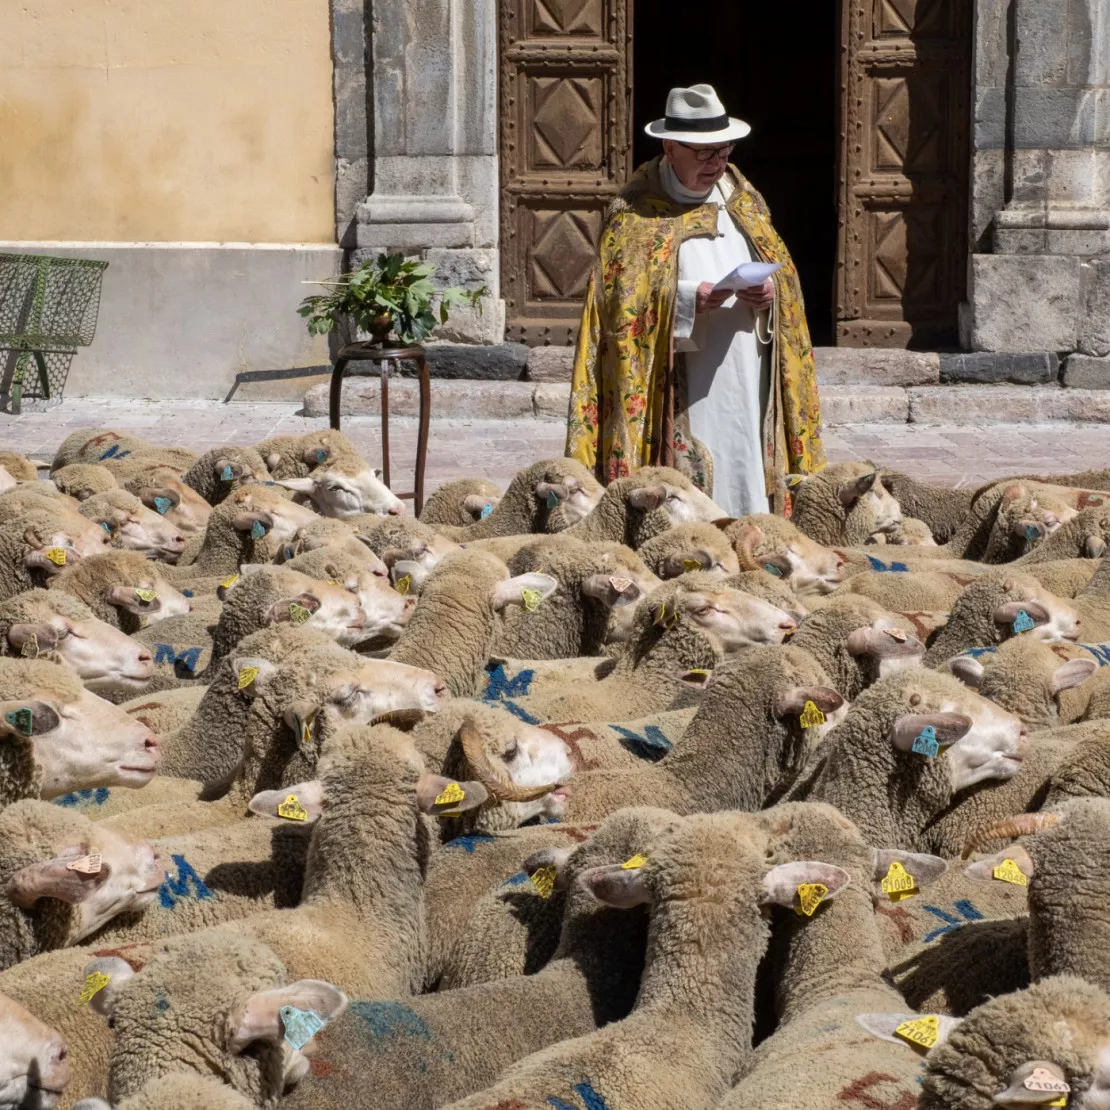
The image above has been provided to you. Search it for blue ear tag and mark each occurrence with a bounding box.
[912,725,939,758]
[480,503,494,520]
[4,708,33,736]
[763,563,783,578]
[250,520,267,541]
[101,522,112,534]
[153,496,172,516]
[546,490,559,509]
[221,465,235,482]
[1013,609,1036,634]
[1024,524,1040,542]
[284,545,294,561]
[182,589,194,598]
[315,448,328,464]
[280,1005,325,1051]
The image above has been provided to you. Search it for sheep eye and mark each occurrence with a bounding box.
[334,686,361,707]
[502,743,519,761]
[694,606,714,617]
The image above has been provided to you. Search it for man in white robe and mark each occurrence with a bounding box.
[650,86,778,517]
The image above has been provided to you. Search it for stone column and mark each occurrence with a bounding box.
[962,0,1109,365]
[353,0,503,343]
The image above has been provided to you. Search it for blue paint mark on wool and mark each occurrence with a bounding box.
[1079,642,1110,666]
[158,854,213,909]
[54,787,111,808]
[182,589,194,598]
[962,646,997,659]
[500,871,529,887]
[443,832,496,854]
[610,724,673,761]
[547,1082,612,1110]
[866,556,909,573]
[482,663,540,724]
[153,644,202,673]
[97,445,131,461]
[922,899,984,944]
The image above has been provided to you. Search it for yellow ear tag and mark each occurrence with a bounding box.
[45,547,67,567]
[682,558,702,573]
[288,603,312,626]
[66,853,103,874]
[238,666,260,691]
[530,865,557,899]
[799,700,826,728]
[78,971,111,1006]
[621,853,648,870]
[1048,1100,1068,1109]
[19,635,38,659]
[521,588,544,613]
[220,573,240,591]
[796,882,829,917]
[301,712,317,747]
[134,588,157,603]
[434,781,466,807]
[894,1015,940,1050]
[992,858,1029,886]
[394,575,411,596]
[1024,1069,1071,1096]
[277,794,309,821]
[880,860,918,902]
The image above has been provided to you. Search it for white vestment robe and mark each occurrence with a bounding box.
[662,160,773,517]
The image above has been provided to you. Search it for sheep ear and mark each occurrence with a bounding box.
[948,655,985,688]
[277,478,317,495]
[414,774,489,815]
[284,701,322,750]
[522,846,576,892]
[248,780,325,823]
[6,856,111,908]
[215,458,248,481]
[890,712,973,752]
[712,517,739,531]
[993,600,1050,627]
[870,849,948,895]
[462,493,495,517]
[230,656,276,697]
[773,686,844,718]
[491,573,559,612]
[7,622,59,653]
[839,472,877,508]
[107,585,163,616]
[964,845,1036,883]
[855,1012,961,1047]
[846,626,923,660]
[579,863,652,908]
[1012,519,1046,541]
[535,481,569,504]
[232,510,275,535]
[674,669,713,689]
[24,549,62,571]
[137,486,180,512]
[227,980,348,1053]
[1051,658,1097,694]
[1084,534,1107,558]
[628,484,667,512]
[760,553,793,579]
[265,593,322,626]
[992,1063,1073,1107]
[582,573,643,609]
[761,861,851,908]
[84,956,136,1018]
[0,700,60,737]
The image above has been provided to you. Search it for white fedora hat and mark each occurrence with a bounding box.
[645,84,751,144]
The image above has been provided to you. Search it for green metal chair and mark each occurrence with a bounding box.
[0,253,109,414]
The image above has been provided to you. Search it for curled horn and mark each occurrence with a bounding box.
[459,719,562,802]
[733,524,763,571]
[960,813,1061,859]
[369,708,426,730]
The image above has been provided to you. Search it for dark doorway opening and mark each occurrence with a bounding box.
[633,2,840,345]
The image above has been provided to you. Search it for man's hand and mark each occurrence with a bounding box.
[736,278,776,310]
[695,282,731,315]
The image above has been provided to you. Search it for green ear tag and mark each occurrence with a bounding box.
[280,1005,325,1050]
[221,465,235,481]
[912,725,939,757]
[250,520,267,541]
[763,563,783,578]
[153,496,172,515]
[521,588,544,613]
[546,490,559,509]
[288,603,312,625]
[1013,609,1036,634]
[315,448,328,464]
[480,503,494,519]
[4,708,33,736]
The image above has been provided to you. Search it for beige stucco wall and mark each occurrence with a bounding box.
[0,0,335,243]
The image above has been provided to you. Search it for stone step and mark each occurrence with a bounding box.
[305,376,1110,426]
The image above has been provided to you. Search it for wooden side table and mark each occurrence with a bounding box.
[328,341,430,516]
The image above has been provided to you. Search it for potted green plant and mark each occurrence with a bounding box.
[298,252,487,347]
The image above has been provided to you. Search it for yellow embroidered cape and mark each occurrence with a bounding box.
[565,157,825,512]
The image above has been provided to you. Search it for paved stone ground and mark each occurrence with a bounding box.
[3,399,1110,491]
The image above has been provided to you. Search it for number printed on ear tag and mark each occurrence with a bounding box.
[894,1015,940,1050]
[277,794,308,821]
[992,858,1028,886]
[880,860,918,902]
[394,575,411,596]
[434,782,465,807]
[530,865,557,898]
[153,496,173,515]
[45,547,67,566]
[288,603,312,625]
[795,882,828,917]
[912,726,939,758]
[1013,609,1036,634]
[799,700,826,728]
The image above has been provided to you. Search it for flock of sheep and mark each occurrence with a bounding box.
[1,426,1110,1110]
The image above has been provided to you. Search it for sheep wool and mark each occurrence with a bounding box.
[418,476,504,527]
[51,464,119,501]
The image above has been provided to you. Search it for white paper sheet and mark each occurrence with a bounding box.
[711,260,783,294]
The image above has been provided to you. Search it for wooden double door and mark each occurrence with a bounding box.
[498,0,971,349]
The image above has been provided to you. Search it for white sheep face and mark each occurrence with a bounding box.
[782,538,845,595]
[941,693,1028,792]
[324,658,450,722]
[105,505,186,561]
[347,573,413,642]
[279,578,369,649]
[558,478,603,525]
[33,523,111,571]
[864,482,902,534]
[481,723,575,824]
[680,589,797,650]
[657,482,726,525]
[31,688,161,797]
[0,994,69,1109]
[11,612,154,692]
[283,467,405,518]
[146,479,211,535]
[1032,597,1081,643]
[113,573,192,624]
[0,467,18,495]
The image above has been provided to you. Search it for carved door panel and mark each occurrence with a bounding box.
[836,0,971,347]
[500,0,633,346]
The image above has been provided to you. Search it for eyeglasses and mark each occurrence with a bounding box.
[676,142,735,163]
